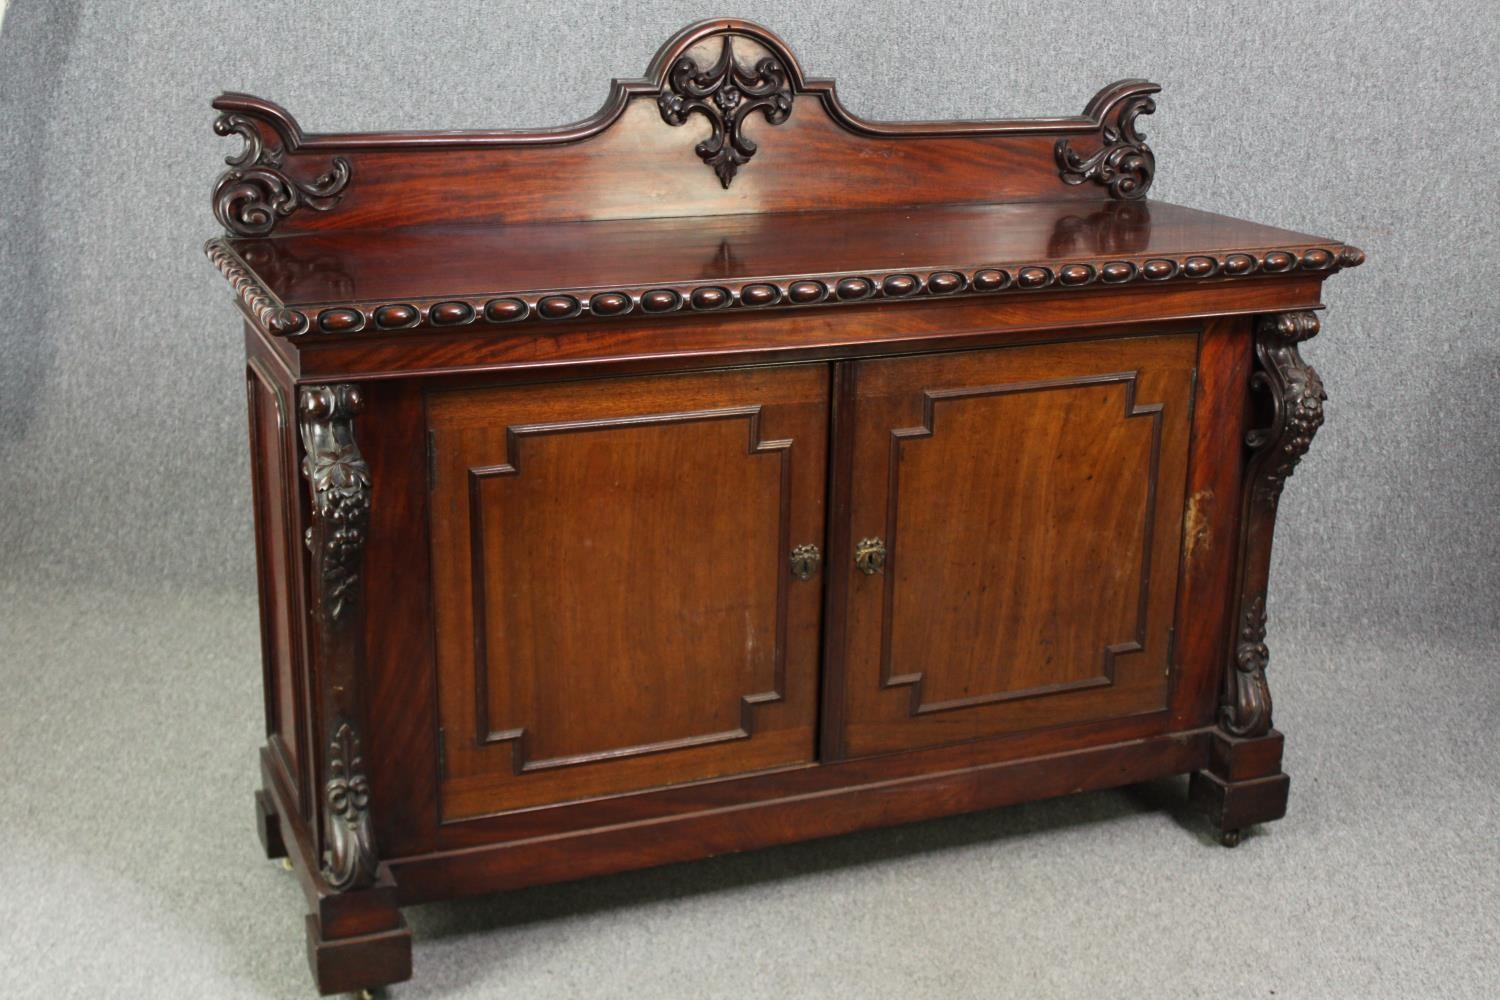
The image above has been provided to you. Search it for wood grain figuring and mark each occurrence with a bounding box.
[834,334,1196,757]
[886,374,1162,709]
[355,379,443,856]
[427,366,827,819]
[467,411,790,762]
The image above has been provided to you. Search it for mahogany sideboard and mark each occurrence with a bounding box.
[206,18,1363,995]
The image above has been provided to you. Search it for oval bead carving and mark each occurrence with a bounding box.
[429,301,474,325]
[788,280,826,303]
[1100,261,1135,283]
[1058,263,1095,286]
[318,308,364,333]
[589,292,632,316]
[1263,250,1296,272]
[971,269,1010,291]
[927,271,964,294]
[882,274,919,297]
[484,298,528,323]
[1016,266,1052,289]
[1141,258,1177,280]
[690,286,730,310]
[373,304,419,329]
[1223,253,1257,275]
[741,283,780,306]
[1183,256,1217,278]
[1302,248,1334,270]
[640,289,681,312]
[835,276,874,300]
[537,295,580,319]
[267,309,308,336]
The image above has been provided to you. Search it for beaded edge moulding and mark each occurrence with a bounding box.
[206,237,1367,339]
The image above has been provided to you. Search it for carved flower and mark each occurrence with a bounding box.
[715,86,742,112]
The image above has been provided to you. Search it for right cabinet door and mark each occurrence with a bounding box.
[833,332,1197,758]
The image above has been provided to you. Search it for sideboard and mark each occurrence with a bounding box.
[205,18,1363,995]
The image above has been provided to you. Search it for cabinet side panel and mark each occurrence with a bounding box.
[1171,317,1254,728]
[247,358,304,802]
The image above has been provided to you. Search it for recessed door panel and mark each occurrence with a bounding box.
[833,334,1197,757]
[429,366,828,820]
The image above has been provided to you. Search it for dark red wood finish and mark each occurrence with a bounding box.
[211,18,1361,995]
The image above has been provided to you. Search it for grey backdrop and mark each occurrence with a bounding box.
[2,1,1497,998]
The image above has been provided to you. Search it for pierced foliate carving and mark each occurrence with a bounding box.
[1222,311,1326,737]
[213,113,351,236]
[658,34,793,188]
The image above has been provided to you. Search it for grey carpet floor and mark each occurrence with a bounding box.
[2,582,1496,999]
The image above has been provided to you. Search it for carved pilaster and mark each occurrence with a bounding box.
[1222,311,1326,737]
[299,385,378,891]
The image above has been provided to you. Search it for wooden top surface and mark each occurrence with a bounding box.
[208,199,1360,337]
[226,200,1338,307]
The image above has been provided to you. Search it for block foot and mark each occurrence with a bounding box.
[1189,728,1289,845]
[306,905,412,997]
[255,787,288,861]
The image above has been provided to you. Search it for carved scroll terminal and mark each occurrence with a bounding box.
[213,113,351,236]
[1054,93,1157,200]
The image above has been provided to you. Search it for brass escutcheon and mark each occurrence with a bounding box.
[789,543,821,580]
[854,537,886,575]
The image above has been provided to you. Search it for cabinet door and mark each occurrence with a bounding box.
[831,334,1196,758]
[427,366,827,821]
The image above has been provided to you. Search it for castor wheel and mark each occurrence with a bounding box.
[1219,828,1242,848]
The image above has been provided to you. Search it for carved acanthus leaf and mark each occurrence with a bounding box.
[658,35,793,188]
[320,720,378,890]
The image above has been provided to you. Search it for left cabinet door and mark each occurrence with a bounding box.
[427,365,829,821]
